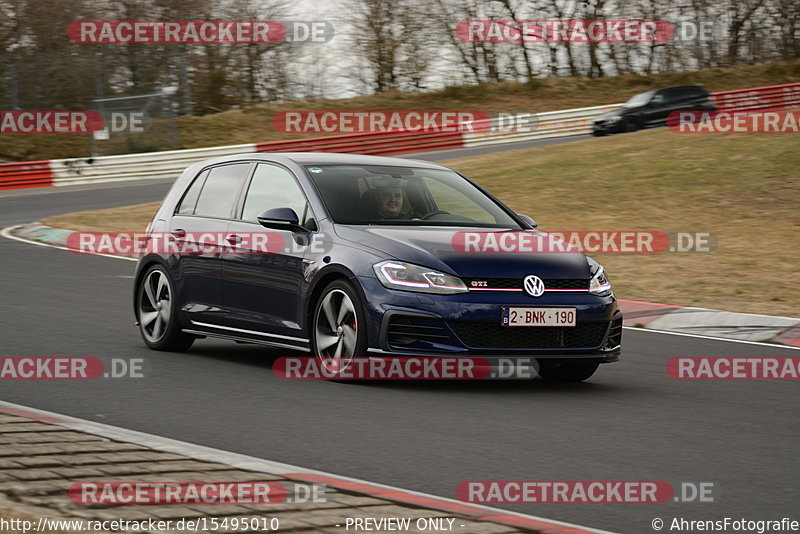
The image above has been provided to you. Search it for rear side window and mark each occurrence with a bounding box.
[176,170,209,215]
[665,86,703,102]
[194,163,251,219]
[662,88,683,103]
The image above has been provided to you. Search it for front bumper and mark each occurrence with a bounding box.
[592,120,624,134]
[356,276,622,363]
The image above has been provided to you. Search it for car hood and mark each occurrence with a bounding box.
[335,225,591,279]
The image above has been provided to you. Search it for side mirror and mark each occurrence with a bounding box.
[517,214,537,228]
[257,207,306,232]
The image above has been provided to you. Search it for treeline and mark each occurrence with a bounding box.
[0,0,797,114]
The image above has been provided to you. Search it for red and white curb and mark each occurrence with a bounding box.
[617,299,800,347]
[0,400,616,534]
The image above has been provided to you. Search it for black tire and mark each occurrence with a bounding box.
[311,279,368,379]
[623,119,639,133]
[136,264,194,352]
[537,361,599,383]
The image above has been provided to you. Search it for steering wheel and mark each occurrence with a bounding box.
[419,210,449,220]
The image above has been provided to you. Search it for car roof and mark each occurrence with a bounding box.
[188,152,449,171]
[658,84,705,91]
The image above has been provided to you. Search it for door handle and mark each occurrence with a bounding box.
[226,234,242,245]
[171,229,186,238]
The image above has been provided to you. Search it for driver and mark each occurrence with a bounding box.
[362,177,413,220]
[375,186,405,218]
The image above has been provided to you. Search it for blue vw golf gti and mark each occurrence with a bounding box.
[134,153,622,382]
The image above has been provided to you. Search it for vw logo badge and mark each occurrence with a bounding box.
[523,275,545,297]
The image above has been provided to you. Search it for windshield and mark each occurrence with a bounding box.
[305,164,522,228]
[623,90,655,108]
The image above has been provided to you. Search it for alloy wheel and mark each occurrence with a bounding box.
[314,289,359,373]
[139,268,172,343]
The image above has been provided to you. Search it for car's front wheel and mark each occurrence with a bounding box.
[537,361,599,383]
[311,280,367,376]
[137,265,194,352]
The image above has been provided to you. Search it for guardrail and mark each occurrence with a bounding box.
[462,104,621,148]
[1,82,798,191]
[0,161,53,190]
[711,82,800,112]
[256,128,465,156]
[50,143,257,188]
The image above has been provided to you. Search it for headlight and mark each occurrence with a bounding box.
[373,261,468,295]
[606,115,622,123]
[589,263,613,296]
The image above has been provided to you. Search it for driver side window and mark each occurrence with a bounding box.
[241,164,310,225]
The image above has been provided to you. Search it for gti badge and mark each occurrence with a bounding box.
[523,275,545,297]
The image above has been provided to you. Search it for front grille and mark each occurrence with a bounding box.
[544,279,589,290]
[449,321,609,349]
[386,315,452,347]
[464,278,589,290]
[465,277,520,289]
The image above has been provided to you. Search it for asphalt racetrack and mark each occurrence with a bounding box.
[1,144,797,534]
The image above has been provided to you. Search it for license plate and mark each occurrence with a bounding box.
[501,307,576,327]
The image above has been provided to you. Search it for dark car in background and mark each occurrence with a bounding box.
[592,84,715,135]
[133,153,622,382]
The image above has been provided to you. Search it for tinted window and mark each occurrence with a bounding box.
[305,164,520,228]
[679,86,705,99]
[194,163,251,219]
[242,164,308,223]
[176,169,209,215]
[664,87,691,103]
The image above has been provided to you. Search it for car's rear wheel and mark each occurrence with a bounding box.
[537,361,599,383]
[312,280,367,377]
[137,265,194,352]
